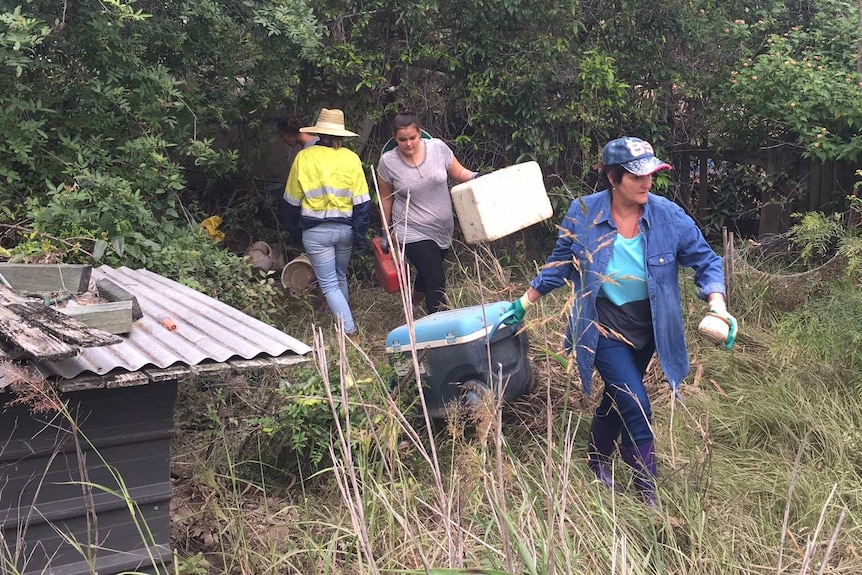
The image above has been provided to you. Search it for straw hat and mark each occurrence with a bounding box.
[299,108,358,137]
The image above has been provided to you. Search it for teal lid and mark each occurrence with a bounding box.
[385,301,512,352]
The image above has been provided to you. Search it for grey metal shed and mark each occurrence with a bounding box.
[1,266,311,575]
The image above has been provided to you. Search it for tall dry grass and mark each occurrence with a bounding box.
[168,241,862,575]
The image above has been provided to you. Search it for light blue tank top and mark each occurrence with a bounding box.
[599,234,647,304]
[596,233,654,349]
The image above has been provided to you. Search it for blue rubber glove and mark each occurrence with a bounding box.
[503,293,533,326]
[709,300,738,350]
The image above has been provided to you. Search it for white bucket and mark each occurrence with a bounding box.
[248,250,273,272]
[281,254,316,295]
[250,240,272,256]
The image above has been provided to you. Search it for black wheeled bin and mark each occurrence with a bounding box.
[385,301,535,418]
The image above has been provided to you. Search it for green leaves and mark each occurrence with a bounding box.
[0,6,51,76]
[186,138,239,178]
[252,0,322,54]
[726,0,862,162]
[0,9,52,189]
[787,211,844,261]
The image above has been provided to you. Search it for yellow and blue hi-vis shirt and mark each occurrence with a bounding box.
[283,144,371,242]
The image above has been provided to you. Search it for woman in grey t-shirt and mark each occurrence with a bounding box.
[376,107,480,313]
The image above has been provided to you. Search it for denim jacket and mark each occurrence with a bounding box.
[530,189,725,394]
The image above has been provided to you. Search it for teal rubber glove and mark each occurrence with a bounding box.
[709,301,738,351]
[503,293,533,326]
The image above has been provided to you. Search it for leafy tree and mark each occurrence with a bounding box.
[0,0,323,319]
[0,0,320,261]
[724,0,862,162]
[295,0,804,186]
[3,0,860,266]
[0,6,52,196]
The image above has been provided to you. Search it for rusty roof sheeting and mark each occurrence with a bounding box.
[32,266,311,380]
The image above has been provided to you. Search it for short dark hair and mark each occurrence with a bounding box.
[276,118,303,135]
[603,165,627,187]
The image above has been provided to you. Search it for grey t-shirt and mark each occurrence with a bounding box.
[377,138,455,249]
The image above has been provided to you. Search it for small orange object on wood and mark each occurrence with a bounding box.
[161,317,177,331]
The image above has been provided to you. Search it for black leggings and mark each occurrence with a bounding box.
[404,240,448,313]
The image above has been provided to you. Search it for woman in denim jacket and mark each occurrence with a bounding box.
[506,137,737,507]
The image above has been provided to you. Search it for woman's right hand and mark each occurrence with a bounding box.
[503,291,535,326]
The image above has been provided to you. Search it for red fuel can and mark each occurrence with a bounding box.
[371,236,402,294]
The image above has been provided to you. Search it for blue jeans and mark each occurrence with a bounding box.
[593,336,656,447]
[302,222,355,334]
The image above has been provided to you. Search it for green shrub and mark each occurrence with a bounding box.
[252,360,402,475]
[786,199,862,281]
[151,232,282,324]
[775,284,862,375]
[786,211,843,262]
[249,368,337,474]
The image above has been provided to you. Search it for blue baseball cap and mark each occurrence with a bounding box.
[601,137,672,176]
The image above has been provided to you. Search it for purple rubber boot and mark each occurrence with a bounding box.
[587,417,621,492]
[620,440,658,509]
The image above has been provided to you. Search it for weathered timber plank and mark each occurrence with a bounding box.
[0,336,26,360]
[8,302,122,347]
[143,366,190,382]
[0,285,28,306]
[105,372,150,388]
[59,301,133,334]
[54,378,105,393]
[190,362,231,377]
[271,355,309,367]
[228,358,276,371]
[52,372,147,393]
[0,264,91,294]
[96,278,143,321]
[229,356,308,372]
[0,305,78,361]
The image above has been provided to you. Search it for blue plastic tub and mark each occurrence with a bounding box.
[385,301,535,418]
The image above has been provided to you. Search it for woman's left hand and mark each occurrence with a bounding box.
[709,300,738,350]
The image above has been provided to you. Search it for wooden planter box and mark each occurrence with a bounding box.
[0,263,92,294]
[0,379,176,575]
[0,265,139,335]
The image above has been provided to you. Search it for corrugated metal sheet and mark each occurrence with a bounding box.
[31,266,311,380]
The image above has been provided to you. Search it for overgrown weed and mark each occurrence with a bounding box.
[169,243,862,574]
